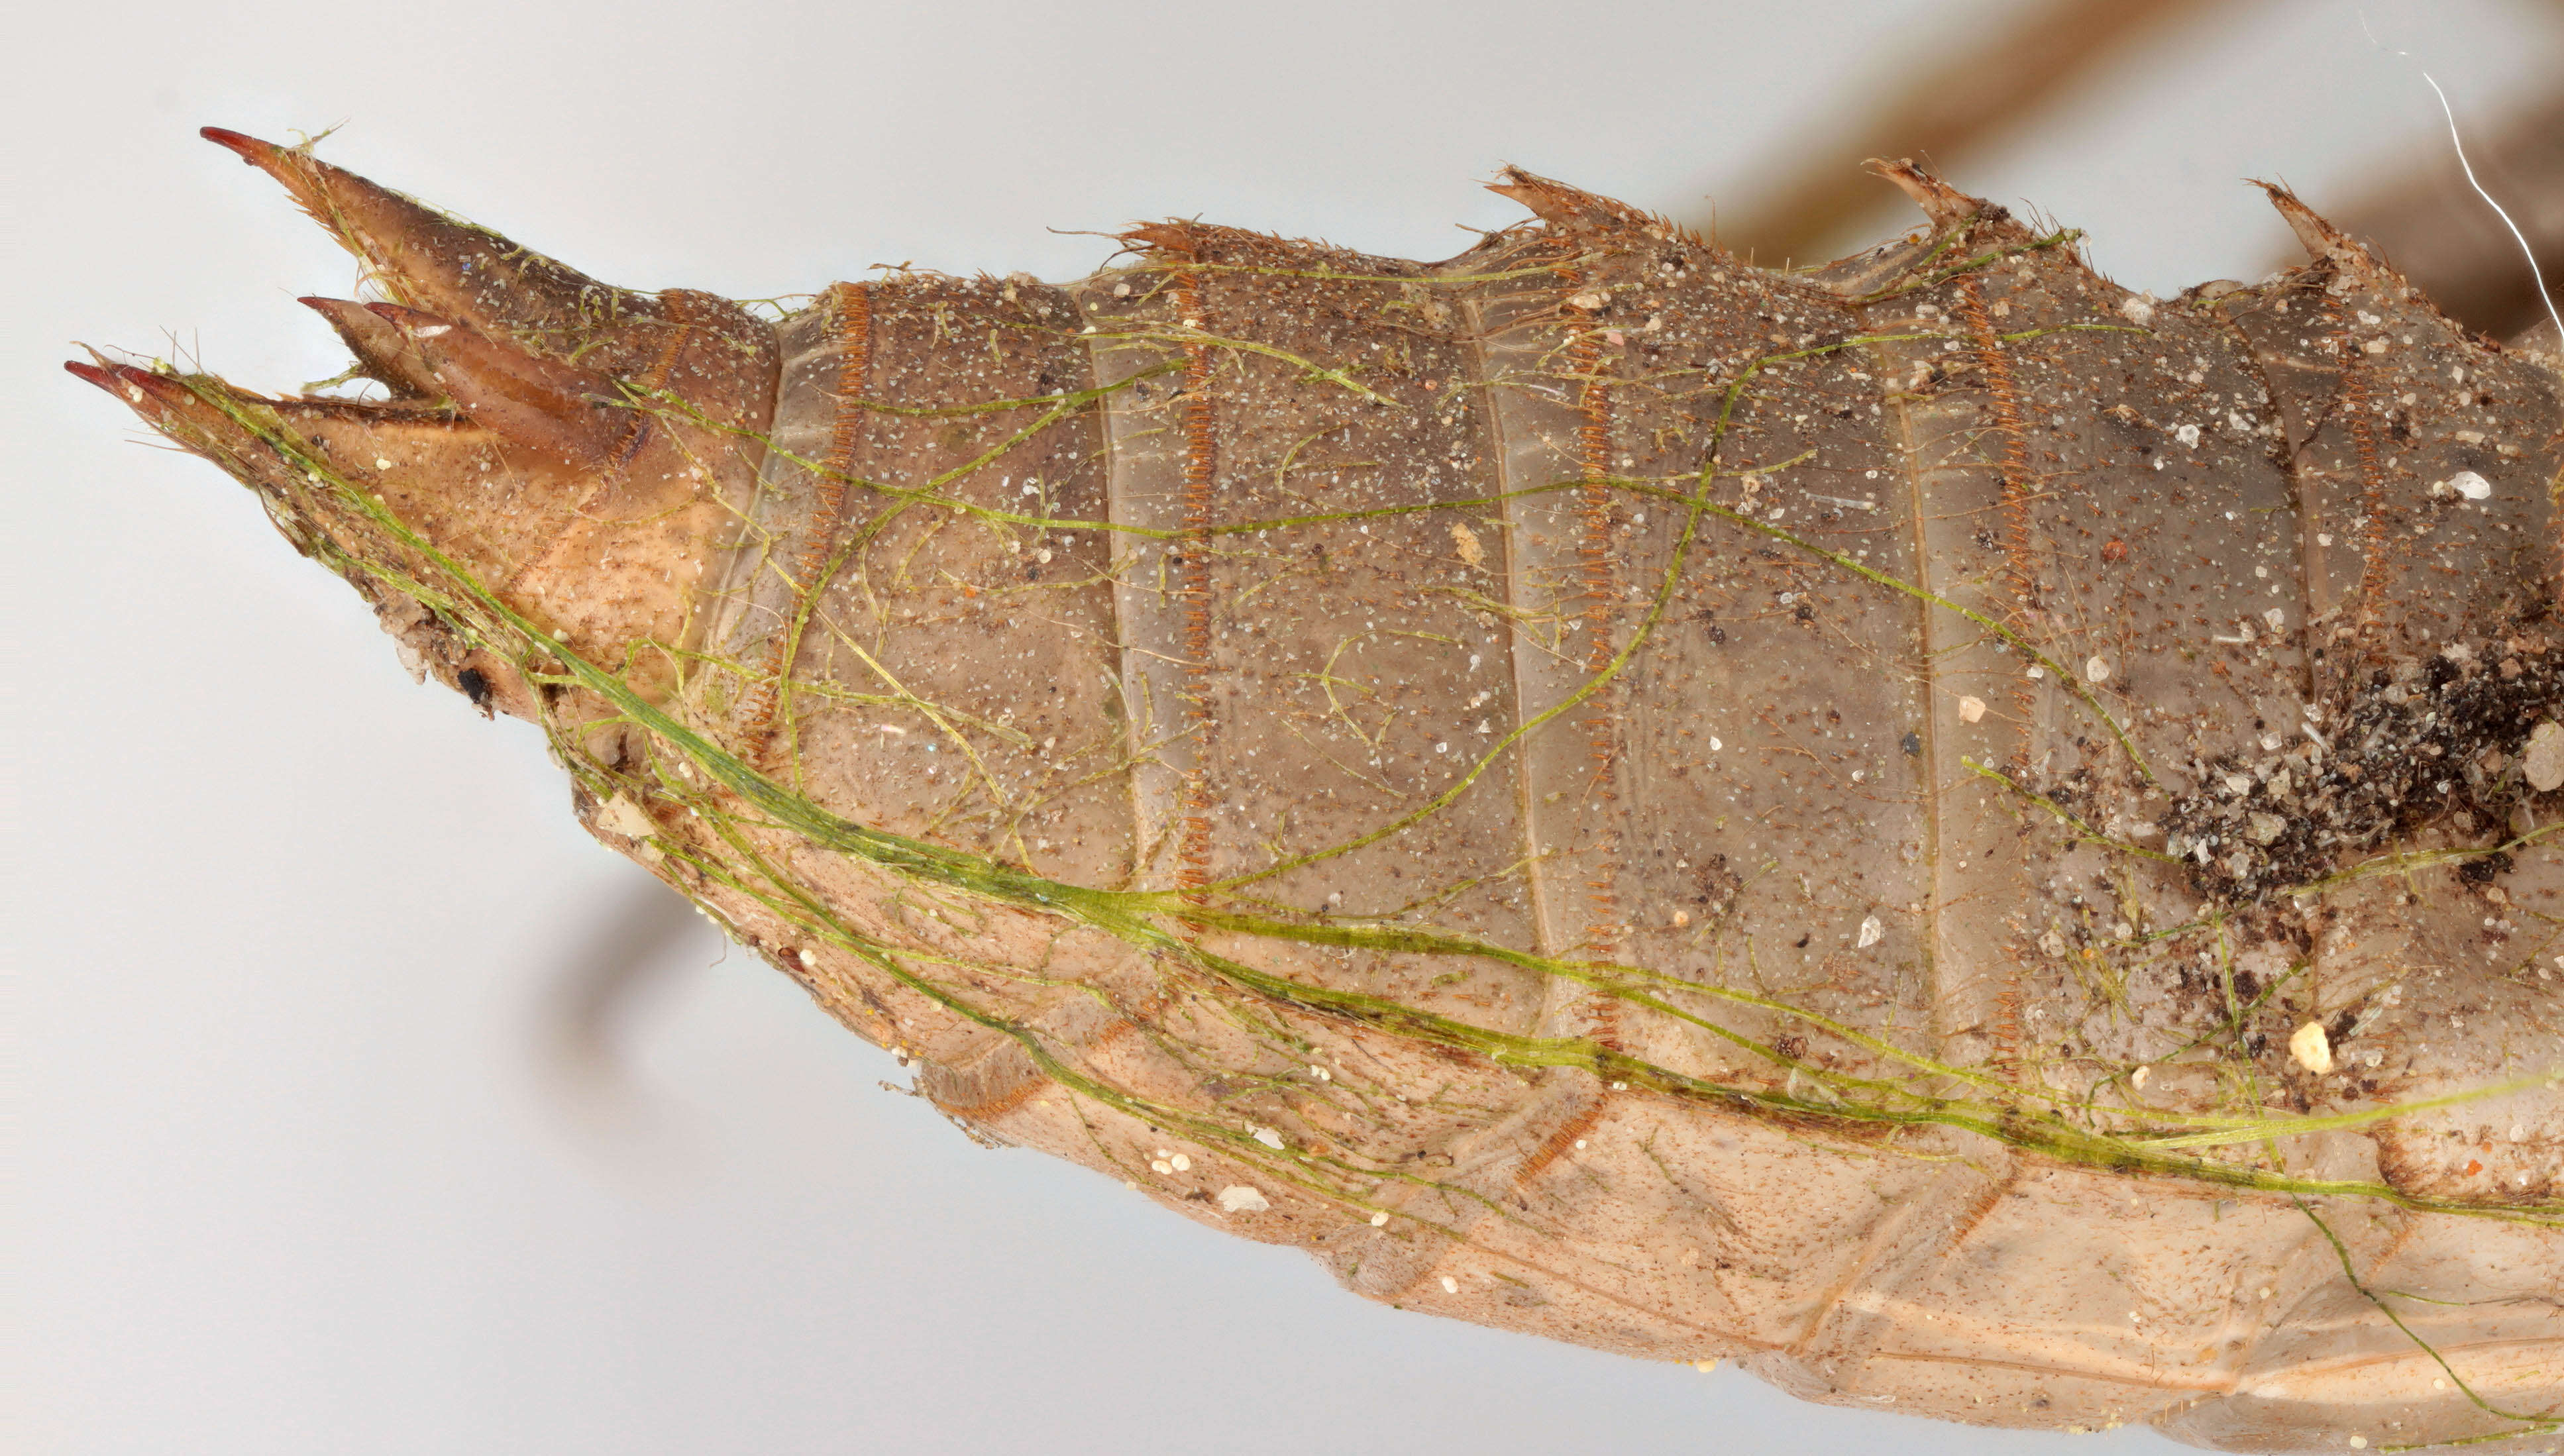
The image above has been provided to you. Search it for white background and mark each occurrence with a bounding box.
[10,2,2560,1452]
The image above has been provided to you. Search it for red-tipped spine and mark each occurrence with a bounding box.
[199,126,278,166]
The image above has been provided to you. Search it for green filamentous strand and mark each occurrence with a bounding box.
[669,380,1590,545]
[1197,446,1789,893]
[1177,902,2561,1154]
[573,625,2551,1222]
[165,364,2561,1231]
[1962,758,2180,865]
[1667,481,2163,788]
[2281,823,2561,899]
[1107,920,2555,1222]
[2134,1073,2561,1150]
[1854,223,2087,305]
[667,804,1519,1240]
[509,568,2556,1222]
[1088,326,1403,406]
[1113,258,1581,288]
[2294,1197,2563,1446]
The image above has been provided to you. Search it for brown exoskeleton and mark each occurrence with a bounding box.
[72,129,2561,1452]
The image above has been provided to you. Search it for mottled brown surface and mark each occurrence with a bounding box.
[80,138,2561,1453]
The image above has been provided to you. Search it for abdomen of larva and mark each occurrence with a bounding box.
[76,132,2562,1454]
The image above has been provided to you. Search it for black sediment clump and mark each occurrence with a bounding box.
[2163,629,2560,904]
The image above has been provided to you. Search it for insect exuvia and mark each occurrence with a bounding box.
[73,129,2559,1452]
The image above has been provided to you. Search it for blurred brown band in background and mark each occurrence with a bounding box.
[1698,0,2559,340]
[1697,0,2217,265]
[2337,91,2561,342]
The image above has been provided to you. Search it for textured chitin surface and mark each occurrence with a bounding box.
[81,138,2561,1453]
